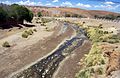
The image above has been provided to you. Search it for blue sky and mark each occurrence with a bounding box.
[0,0,120,13]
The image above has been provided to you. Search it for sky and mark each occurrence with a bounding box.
[0,0,120,13]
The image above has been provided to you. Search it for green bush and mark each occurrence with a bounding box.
[27,29,33,35]
[2,41,10,47]
[22,29,35,38]
[37,12,42,17]
[22,31,29,38]
[104,31,109,34]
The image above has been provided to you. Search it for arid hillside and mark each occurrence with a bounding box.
[26,6,120,18]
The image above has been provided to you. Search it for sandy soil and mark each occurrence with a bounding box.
[53,40,91,78]
[0,21,75,78]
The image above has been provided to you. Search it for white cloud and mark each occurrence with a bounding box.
[94,1,119,10]
[45,3,52,6]
[94,4,120,10]
[76,3,92,8]
[104,1,115,5]
[52,0,59,3]
[1,0,43,6]
[16,0,36,6]
[61,1,73,7]
[1,1,12,5]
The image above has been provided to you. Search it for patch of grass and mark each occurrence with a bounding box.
[87,28,104,43]
[84,43,105,67]
[76,69,91,78]
[76,43,105,78]
[2,41,10,47]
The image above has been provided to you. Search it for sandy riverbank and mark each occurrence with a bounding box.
[0,21,75,78]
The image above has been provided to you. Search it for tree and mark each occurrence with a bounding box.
[0,7,8,23]
[10,4,33,23]
[25,11,34,22]
[37,12,42,17]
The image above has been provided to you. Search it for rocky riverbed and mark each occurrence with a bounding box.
[9,22,89,78]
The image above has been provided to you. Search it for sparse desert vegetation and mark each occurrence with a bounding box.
[2,41,10,47]
[74,20,120,78]
[22,29,38,38]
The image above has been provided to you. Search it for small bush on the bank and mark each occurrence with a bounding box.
[83,22,85,24]
[33,29,37,32]
[111,31,113,33]
[45,27,49,31]
[27,29,33,35]
[2,41,10,47]
[41,23,46,26]
[22,29,37,38]
[22,32,29,38]
[98,24,103,29]
[104,31,109,34]
[37,12,42,17]
[76,68,91,78]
